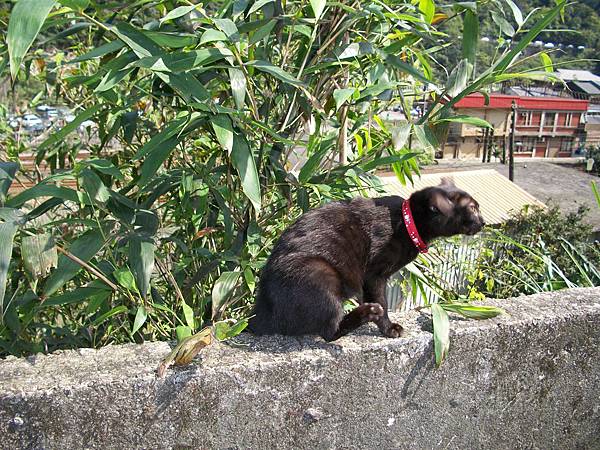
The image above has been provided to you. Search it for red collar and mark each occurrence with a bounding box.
[402,199,428,253]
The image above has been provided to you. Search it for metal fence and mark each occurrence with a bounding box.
[386,234,491,311]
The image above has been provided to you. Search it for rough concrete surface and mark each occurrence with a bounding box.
[1,287,600,450]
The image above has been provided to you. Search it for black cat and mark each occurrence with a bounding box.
[248,179,485,341]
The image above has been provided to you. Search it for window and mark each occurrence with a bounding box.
[519,111,533,126]
[565,113,573,127]
[516,137,536,153]
[544,112,556,127]
[560,137,573,152]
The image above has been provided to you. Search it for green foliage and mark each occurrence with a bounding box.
[0,0,567,357]
[468,205,600,299]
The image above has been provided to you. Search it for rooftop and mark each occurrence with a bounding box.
[380,169,544,225]
[557,69,600,85]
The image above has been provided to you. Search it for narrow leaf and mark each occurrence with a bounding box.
[432,303,450,367]
[0,162,19,206]
[21,233,57,279]
[211,271,240,320]
[310,0,326,20]
[43,228,104,297]
[129,235,155,300]
[232,134,261,213]
[7,0,56,80]
[132,305,148,334]
[462,10,478,66]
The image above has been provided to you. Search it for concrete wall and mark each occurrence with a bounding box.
[1,287,600,450]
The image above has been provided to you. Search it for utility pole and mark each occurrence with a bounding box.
[481,128,488,163]
[509,101,516,181]
[487,129,494,163]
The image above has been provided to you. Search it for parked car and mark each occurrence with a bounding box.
[21,114,45,132]
[36,105,59,120]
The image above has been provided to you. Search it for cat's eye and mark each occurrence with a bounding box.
[429,205,439,214]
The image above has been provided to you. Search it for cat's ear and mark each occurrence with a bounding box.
[440,177,456,187]
[430,190,454,214]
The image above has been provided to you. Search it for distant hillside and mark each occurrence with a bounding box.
[435,0,600,77]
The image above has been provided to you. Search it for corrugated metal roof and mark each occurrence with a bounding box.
[571,80,600,95]
[380,169,545,225]
[557,69,600,84]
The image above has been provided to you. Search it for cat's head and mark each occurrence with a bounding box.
[410,178,486,239]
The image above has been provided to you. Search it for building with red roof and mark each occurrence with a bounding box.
[443,93,589,159]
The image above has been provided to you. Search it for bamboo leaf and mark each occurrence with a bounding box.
[504,0,524,27]
[79,168,110,204]
[310,0,326,20]
[333,88,356,112]
[6,183,86,209]
[159,5,203,25]
[132,305,148,335]
[38,104,102,151]
[431,303,450,367]
[157,326,213,377]
[200,29,228,45]
[540,52,553,73]
[229,68,246,110]
[182,300,195,329]
[231,134,262,214]
[213,18,240,42]
[440,303,504,319]
[7,0,56,80]
[211,114,234,153]
[43,228,105,297]
[246,60,304,87]
[91,305,128,327]
[114,267,137,291]
[419,0,435,24]
[492,14,515,37]
[361,152,418,172]
[392,123,411,150]
[58,0,89,10]
[21,233,57,279]
[437,115,492,128]
[462,10,478,66]
[446,59,472,97]
[0,162,19,206]
[0,210,23,319]
[211,271,240,320]
[42,284,111,307]
[128,234,155,300]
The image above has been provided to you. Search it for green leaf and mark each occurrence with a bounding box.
[419,0,435,23]
[0,212,21,319]
[504,0,523,27]
[540,52,553,73]
[128,235,155,300]
[43,284,110,307]
[232,134,261,214]
[246,60,304,87]
[462,10,478,66]
[438,115,492,128]
[446,59,471,97]
[6,183,85,209]
[21,233,57,279]
[361,152,418,172]
[229,68,246,110]
[182,300,195,329]
[249,19,276,45]
[213,18,240,42]
[7,0,56,80]
[248,0,274,15]
[132,305,148,335]
[492,13,515,37]
[592,181,600,209]
[431,303,450,367]
[91,305,128,327]
[137,137,179,187]
[82,159,124,181]
[391,123,411,150]
[333,88,356,112]
[114,267,137,291]
[211,114,234,153]
[385,55,430,84]
[176,325,192,342]
[310,0,326,20]
[79,168,110,204]
[0,162,19,206]
[298,139,332,183]
[38,104,102,151]
[440,303,504,320]
[200,29,228,45]
[159,5,203,25]
[211,271,240,320]
[413,124,440,149]
[43,229,105,297]
[58,0,89,11]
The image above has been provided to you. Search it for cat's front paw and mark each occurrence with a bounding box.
[363,303,384,321]
[381,322,403,338]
